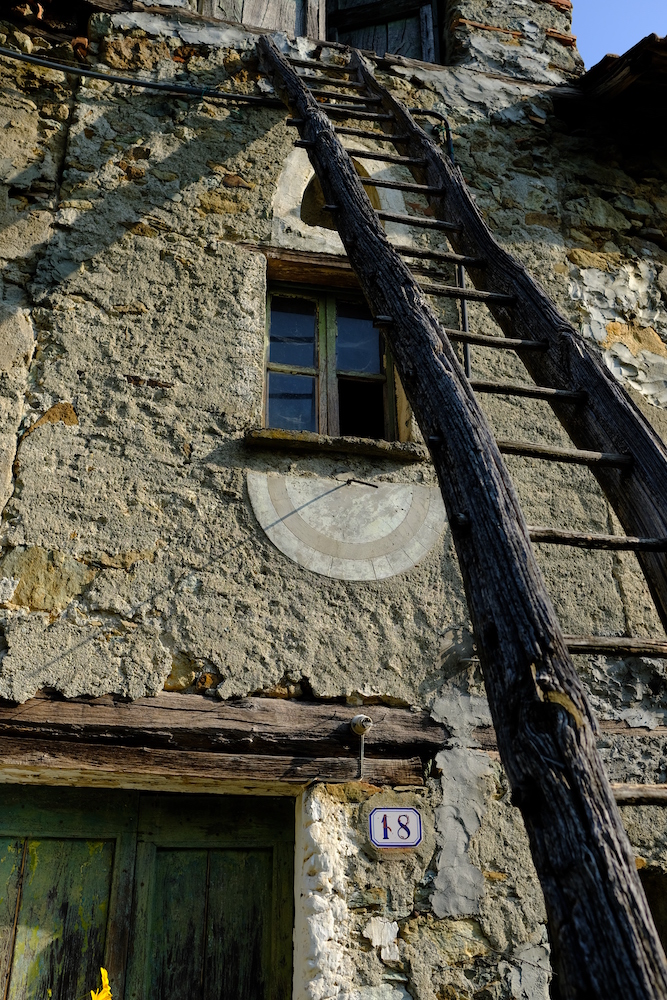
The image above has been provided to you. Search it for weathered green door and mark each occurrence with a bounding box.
[0,788,294,1000]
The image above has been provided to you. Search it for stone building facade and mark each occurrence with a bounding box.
[0,2,667,999]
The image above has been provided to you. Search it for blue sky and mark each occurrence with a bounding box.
[572,0,667,68]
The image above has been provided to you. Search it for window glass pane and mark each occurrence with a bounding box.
[336,301,380,374]
[269,297,317,368]
[338,378,385,440]
[267,372,317,432]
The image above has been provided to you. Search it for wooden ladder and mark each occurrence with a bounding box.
[258,37,667,998]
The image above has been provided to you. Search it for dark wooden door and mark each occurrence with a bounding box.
[125,795,294,1000]
[0,788,294,1000]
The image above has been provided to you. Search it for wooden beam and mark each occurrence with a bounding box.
[0,736,422,792]
[242,243,361,288]
[244,426,428,461]
[0,692,446,761]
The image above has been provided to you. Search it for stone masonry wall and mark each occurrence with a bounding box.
[444,0,582,84]
[1,9,667,1000]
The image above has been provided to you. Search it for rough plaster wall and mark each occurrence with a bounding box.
[445,0,582,84]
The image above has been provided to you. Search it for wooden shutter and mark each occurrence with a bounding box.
[327,0,438,61]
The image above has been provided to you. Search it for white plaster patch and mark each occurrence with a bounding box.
[363,917,400,963]
[432,746,493,918]
[432,690,491,746]
[568,259,667,407]
[110,11,255,49]
[271,145,422,251]
[619,707,664,730]
[342,988,412,1000]
[247,472,446,580]
[501,939,551,1000]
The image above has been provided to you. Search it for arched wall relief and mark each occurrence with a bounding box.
[271,146,422,252]
[247,471,447,580]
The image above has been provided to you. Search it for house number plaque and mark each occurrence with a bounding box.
[369,807,423,848]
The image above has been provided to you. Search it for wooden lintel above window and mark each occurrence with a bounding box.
[0,693,445,792]
[242,244,360,289]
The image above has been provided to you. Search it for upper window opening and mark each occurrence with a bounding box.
[265,289,396,441]
[326,1,439,63]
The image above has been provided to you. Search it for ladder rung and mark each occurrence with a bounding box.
[300,75,365,89]
[287,57,352,73]
[471,380,586,403]
[375,210,460,232]
[287,120,409,140]
[445,330,547,350]
[326,109,395,121]
[362,178,444,196]
[295,140,425,166]
[528,528,667,551]
[497,440,633,467]
[396,247,487,268]
[336,126,412,141]
[421,282,514,304]
[565,636,667,656]
[311,90,382,105]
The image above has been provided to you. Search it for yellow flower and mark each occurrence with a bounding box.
[91,968,112,1000]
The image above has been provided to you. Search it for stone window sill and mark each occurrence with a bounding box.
[244,428,429,462]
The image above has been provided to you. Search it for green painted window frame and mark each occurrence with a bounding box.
[0,787,294,1000]
[265,284,398,441]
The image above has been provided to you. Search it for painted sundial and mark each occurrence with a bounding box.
[247,472,447,581]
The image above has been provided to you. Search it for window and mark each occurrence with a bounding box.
[0,786,294,1000]
[326,1,439,63]
[265,288,397,441]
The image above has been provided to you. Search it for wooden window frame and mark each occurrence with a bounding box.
[265,284,397,441]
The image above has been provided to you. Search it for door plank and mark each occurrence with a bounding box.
[242,0,296,30]
[338,23,388,55]
[204,850,273,1000]
[0,840,24,996]
[387,17,422,58]
[0,788,139,1000]
[150,850,209,1000]
[419,4,435,62]
[7,839,113,1000]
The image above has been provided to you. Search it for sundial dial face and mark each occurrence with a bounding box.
[247,472,446,581]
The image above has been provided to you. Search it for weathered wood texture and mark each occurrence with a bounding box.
[0,692,444,759]
[0,736,423,789]
[529,528,667,551]
[258,37,667,999]
[613,785,667,806]
[474,720,667,750]
[0,694,438,789]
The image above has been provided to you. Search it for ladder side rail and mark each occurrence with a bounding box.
[259,35,667,1000]
[353,55,667,628]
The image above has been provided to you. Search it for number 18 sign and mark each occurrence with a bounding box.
[369,807,422,848]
